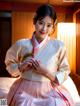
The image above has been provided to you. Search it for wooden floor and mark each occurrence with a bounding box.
[70,73,80,95]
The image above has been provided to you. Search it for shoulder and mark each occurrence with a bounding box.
[15,38,31,46]
[7,38,31,52]
[10,38,32,48]
[50,39,65,49]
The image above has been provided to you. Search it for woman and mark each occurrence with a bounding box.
[5,4,75,106]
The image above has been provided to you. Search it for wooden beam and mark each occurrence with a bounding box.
[0,2,43,11]
[0,1,69,12]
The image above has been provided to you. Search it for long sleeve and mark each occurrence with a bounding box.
[55,45,70,84]
[5,41,21,77]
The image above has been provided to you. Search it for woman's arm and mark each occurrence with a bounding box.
[5,39,35,77]
[5,42,21,77]
[55,45,70,84]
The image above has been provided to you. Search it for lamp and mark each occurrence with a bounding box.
[57,22,76,74]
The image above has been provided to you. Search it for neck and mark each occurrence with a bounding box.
[35,34,44,43]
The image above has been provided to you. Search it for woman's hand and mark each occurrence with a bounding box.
[18,58,55,82]
[32,59,55,82]
[18,58,34,73]
[32,60,46,75]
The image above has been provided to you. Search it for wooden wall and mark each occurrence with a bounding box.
[12,11,34,43]
[73,9,80,75]
[76,11,80,75]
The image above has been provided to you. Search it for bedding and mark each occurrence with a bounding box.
[0,76,80,106]
[0,77,16,106]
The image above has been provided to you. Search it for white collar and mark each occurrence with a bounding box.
[33,34,50,49]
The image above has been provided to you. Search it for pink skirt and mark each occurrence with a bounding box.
[7,78,75,106]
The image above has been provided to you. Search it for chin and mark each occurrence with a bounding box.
[40,36,45,39]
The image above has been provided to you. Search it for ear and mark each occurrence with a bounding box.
[50,19,57,35]
[54,19,57,26]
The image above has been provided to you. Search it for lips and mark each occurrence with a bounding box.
[40,31,46,34]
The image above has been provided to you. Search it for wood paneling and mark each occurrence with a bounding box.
[50,0,74,6]
[12,0,47,3]
[0,2,42,11]
[12,11,34,43]
[76,11,80,75]
[0,0,75,6]
[73,9,80,75]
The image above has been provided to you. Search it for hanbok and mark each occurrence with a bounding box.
[5,34,75,106]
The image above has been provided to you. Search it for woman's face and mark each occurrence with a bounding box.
[35,16,54,41]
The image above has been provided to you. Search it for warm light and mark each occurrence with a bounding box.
[57,23,76,37]
[57,23,76,73]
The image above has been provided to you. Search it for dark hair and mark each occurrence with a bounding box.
[33,4,57,24]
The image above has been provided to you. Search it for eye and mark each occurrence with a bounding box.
[47,24,53,28]
[38,21,43,25]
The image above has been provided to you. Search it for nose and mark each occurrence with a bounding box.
[42,24,47,31]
